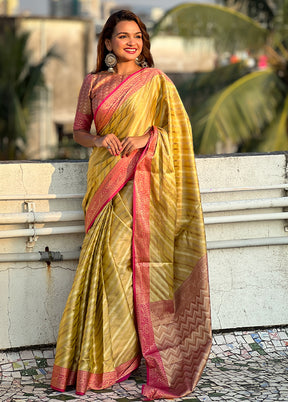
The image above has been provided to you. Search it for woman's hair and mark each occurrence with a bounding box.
[95,9,154,73]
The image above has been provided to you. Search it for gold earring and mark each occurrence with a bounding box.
[105,52,117,73]
[136,55,148,68]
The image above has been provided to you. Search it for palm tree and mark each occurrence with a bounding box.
[152,2,288,154]
[218,0,275,28]
[0,25,55,160]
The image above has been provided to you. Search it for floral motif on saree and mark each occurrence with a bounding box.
[51,68,212,399]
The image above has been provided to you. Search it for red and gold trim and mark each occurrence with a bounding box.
[94,68,162,134]
[51,354,141,395]
[85,127,155,233]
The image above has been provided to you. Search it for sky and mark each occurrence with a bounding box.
[110,0,214,11]
[17,0,215,16]
[18,0,49,15]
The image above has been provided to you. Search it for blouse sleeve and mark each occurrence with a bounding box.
[73,74,94,132]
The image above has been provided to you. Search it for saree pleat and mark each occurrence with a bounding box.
[51,184,141,394]
[51,68,212,399]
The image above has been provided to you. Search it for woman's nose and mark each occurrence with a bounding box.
[127,36,135,45]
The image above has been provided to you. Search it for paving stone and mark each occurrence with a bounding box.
[214,335,225,344]
[0,352,9,365]
[224,334,236,344]
[12,371,22,378]
[13,361,25,370]
[32,350,44,358]
[43,350,54,359]
[271,339,282,348]
[47,358,55,366]
[268,331,280,339]
[278,331,288,339]
[1,363,13,371]
[242,343,252,351]
[243,334,254,343]
[6,351,21,362]
[235,335,245,344]
[259,332,271,341]
[211,345,223,354]
[220,344,230,351]
[20,350,35,360]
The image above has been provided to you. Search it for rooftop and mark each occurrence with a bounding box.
[0,155,287,400]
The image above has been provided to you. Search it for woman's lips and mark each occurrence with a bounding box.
[124,48,137,53]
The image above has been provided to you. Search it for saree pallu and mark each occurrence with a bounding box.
[51,68,212,399]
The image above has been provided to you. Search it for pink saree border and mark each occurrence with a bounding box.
[132,127,172,398]
[145,255,212,399]
[85,149,140,233]
[85,127,155,233]
[132,127,212,399]
[51,354,141,395]
[94,69,144,122]
[93,68,162,134]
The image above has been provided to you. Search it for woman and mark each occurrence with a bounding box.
[51,9,212,400]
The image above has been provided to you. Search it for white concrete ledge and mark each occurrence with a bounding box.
[0,153,287,349]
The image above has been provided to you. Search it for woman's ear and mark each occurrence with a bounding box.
[105,39,112,52]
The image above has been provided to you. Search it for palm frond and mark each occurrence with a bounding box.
[0,27,58,159]
[222,0,275,29]
[152,3,268,53]
[257,94,288,151]
[191,69,286,154]
[18,46,61,106]
[178,61,251,115]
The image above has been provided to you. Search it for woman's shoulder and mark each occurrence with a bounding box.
[145,67,167,77]
[79,73,96,89]
[80,72,110,91]
[144,67,173,84]
[83,71,106,82]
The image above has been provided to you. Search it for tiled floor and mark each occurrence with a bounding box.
[0,327,287,401]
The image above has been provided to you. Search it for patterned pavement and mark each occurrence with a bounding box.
[0,327,287,401]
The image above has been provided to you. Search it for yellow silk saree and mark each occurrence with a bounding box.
[51,68,212,399]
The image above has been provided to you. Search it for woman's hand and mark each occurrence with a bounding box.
[95,133,122,156]
[121,134,150,157]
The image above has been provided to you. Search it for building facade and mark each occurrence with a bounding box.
[0,0,18,15]
[50,0,100,19]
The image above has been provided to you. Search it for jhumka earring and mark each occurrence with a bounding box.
[105,52,117,73]
[136,55,148,68]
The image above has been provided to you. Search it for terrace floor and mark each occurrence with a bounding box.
[0,327,287,401]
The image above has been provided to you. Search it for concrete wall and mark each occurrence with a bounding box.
[0,153,287,349]
[151,36,216,72]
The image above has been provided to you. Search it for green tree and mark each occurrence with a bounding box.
[218,0,275,28]
[152,2,288,154]
[0,26,55,160]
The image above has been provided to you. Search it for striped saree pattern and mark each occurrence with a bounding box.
[51,68,212,399]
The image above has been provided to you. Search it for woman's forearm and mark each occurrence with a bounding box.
[73,130,102,148]
[73,130,123,156]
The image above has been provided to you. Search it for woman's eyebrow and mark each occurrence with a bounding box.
[115,31,142,36]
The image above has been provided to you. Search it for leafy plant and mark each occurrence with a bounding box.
[0,26,57,159]
[152,2,288,154]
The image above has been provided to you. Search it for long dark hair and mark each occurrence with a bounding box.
[95,10,154,73]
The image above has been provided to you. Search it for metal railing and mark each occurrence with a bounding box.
[0,183,287,261]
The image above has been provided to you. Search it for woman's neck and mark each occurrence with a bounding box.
[116,61,142,75]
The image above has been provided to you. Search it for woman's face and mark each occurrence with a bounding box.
[105,20,143,64]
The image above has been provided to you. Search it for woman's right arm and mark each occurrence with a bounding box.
[73,129,98,148]
[73,74,122,155]
[73,129,122,155]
